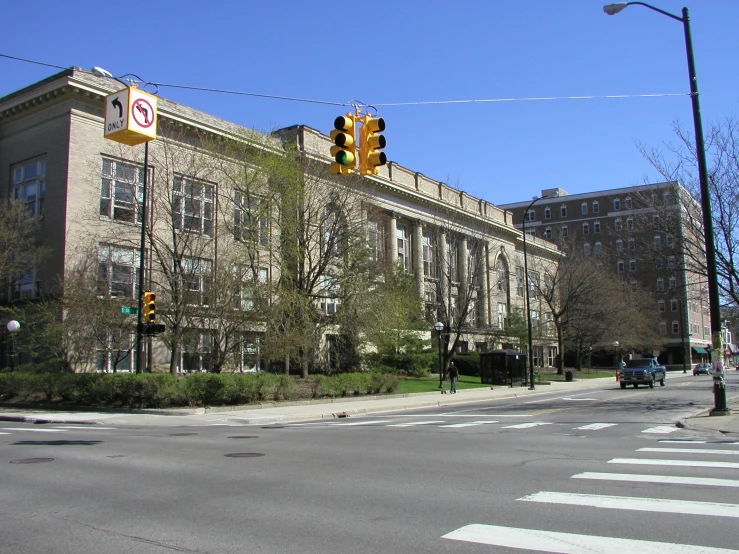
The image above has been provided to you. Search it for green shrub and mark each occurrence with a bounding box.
[454,352,481,377]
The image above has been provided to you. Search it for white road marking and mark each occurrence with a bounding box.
[442,523,738,553]
[639,447,739,456]
[519,491,739,518]
[642,426,678,434]
[53,426,115,430]
[609,458,739,469]
[572,472,739,488]
[0,432,9,434]
[574,423,617,430]
[502,422,552,429]
[561,397,599,401]
[330,420,393,426]
[440,420,498,428]
[386,420,445,427]
[1,428,67,433]
[660,440,739,446]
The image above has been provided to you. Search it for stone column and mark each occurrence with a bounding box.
[412,221,424,299]
[458,236,468,309]
[386,213,397,268]
[479,242,490,327]
[439,229,448,315]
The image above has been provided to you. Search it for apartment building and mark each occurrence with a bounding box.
[0,67,561,372]
[500,184,713,367]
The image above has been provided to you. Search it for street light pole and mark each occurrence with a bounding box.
[604,2,727,414]
[434,321,445,391]
[522,196,547,390]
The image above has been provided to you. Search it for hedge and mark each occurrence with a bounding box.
[0,372,399,409]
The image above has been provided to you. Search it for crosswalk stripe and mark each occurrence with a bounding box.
[609,458,739,469]
[574,423,617,430]
[442,523,738,553]
[639,447,739,456]
[386,420,445,427]
[642,426,678,434]
[660,440,739,446]
[330,420,392,426]
[502,422,552,429]
[572,472,739,488]
[519,491,739,518]
[440,421,498,428]
[1,428,67,433]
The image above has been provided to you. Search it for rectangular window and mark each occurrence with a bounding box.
[671,298,678,312]
[181,330,212,373]
[526,228,536,238]
[447,240,457,281]
[12,267,42,300]
[594,242,602,255]
[629,259,636,272]
[96,331,136,373]
[666,235,674,247]
[593,221,601,234]
[658,300,665,312]
[181,257,212,306]
[560,205,567,217]
[656,257,663,269]
[497,302,507,329]
[583,243,591,256]
[98,244,139,298]
[657,277,664,291]
[581,202,588,215]
[627,217,634,230]
[614,218,622,231]
[628,238,635,250]
[669,276,676,290]
[13,159,46,217]
[397,224,409,271]
[659,322,667,335]
[234,192,268,246]
[422,230,436,278]
[516,267,524,297]
[561,225,568,237]
[100,158,144,223]
[664,191,672,204]
[582,223,589,235]
[616,239,623,252]
[667,256,675,268]
[528,271,539,298]
[592,201,599,214]
[544,227,552,239]
[318,275,341,315]
[617,260,624,273]
[653,215,660,228]
[672,320,679,334]
[614,198,621,211]
[544,207,551,220]
[654,235,661,248]
[367,220,384,262]
[524,209,535,222]
[625,197,632,209]
[174,176,214,236]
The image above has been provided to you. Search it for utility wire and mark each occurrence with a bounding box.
[1,52,689,108]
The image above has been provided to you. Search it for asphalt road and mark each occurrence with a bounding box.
[1,372,737,553]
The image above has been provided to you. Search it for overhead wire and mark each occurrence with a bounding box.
[1,52,689,109]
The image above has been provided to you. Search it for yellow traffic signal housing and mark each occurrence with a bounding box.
[330,114,356,175]
[360,116,387,175]
[143,291,156,322]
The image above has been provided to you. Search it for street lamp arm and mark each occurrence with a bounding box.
[604,2,682,22]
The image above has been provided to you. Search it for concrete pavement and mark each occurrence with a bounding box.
[1,374,737,432]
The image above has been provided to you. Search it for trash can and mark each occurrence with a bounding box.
[565,370,573,382]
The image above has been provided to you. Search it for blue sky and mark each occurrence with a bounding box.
[2,0,737,206]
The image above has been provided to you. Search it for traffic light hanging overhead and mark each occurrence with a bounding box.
[360,116,387,176]
[330,114,356,174]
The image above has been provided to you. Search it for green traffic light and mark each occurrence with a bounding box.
[335,152,348,166]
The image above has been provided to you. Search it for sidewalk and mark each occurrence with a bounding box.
[0,375,737,432]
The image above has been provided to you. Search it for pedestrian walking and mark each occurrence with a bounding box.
[448,362,459,394]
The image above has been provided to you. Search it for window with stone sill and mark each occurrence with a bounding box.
[174,176,214,237]
[100,158,144,224]
[13,159,46,218]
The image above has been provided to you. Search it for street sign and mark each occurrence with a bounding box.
[104,86,158,146]
[121,306,139,315]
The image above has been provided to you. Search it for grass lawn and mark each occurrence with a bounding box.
[397,367,617,394]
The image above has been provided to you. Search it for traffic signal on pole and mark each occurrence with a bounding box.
[143,291,156,322]
[330,114,356,175]
[360,116,387,175]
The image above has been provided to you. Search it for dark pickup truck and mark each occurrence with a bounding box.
[620,358,667,389]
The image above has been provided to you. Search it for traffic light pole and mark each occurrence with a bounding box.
[135,141,150,374]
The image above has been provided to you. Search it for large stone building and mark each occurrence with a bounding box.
[500,184,714,367]
[0,67,561,372]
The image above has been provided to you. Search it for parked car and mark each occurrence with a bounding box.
[693,363,712,376]
[620,358,667,389]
